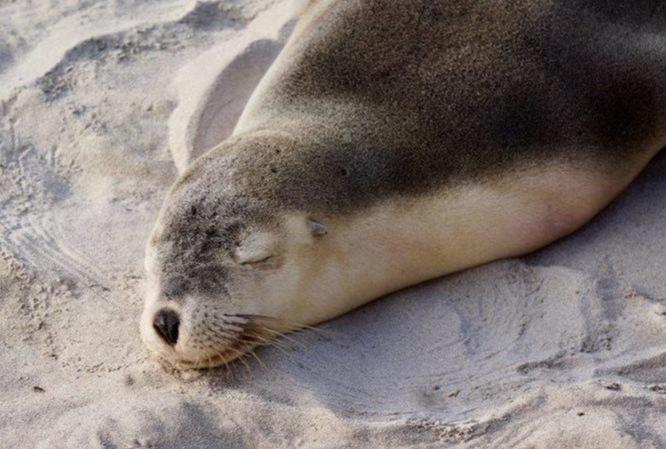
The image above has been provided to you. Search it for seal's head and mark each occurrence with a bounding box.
[140,135,328,369]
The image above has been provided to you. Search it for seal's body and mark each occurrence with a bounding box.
[142,0,666,368]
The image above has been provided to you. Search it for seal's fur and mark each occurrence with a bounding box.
[142,0,666,368]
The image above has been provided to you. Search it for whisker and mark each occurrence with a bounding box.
[221,315,250,325]
[238,353,253,377]
[260,341,292,356]
[211,344,250,375]
[243,332,308,366]
[241,332,292,352]
[223,344,258,377]
[211,329,263,375]
[221,355,236,381]
[202,327,254,374]
[198,313,333,372]
[246,336,296,358]
[242,344,267,370]
[211,348,235,380]
[259,327,307,349]
[206,325,236,343]
[232,313,335,337]
[220,322,245,333]
[239,334,278,347]
[208,324,238,339]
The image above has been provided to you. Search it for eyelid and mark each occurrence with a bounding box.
[241,254,282,270]
[241,255,273,266]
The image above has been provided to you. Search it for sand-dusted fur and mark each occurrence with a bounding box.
[142,0,666,368]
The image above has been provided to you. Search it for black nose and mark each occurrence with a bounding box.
[153,309,180,345]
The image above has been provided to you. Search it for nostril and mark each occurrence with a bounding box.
[153,308,180,346]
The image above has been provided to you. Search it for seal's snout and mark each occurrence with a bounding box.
[153,308,180,346]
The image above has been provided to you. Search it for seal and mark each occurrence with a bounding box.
[141,0,666,369]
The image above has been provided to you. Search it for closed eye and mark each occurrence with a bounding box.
[240,255,281,269]
[241,255,271,265]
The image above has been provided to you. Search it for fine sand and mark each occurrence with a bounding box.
[2,1,666,448]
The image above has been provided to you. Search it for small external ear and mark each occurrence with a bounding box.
[307,219,327,237]
[233,232,281,268]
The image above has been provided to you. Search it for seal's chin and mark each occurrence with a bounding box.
[144,337,256,370]
[157,347,247,370]
[142,332,253,370]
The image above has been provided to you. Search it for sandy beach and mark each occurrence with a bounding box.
[2,1,666,447]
